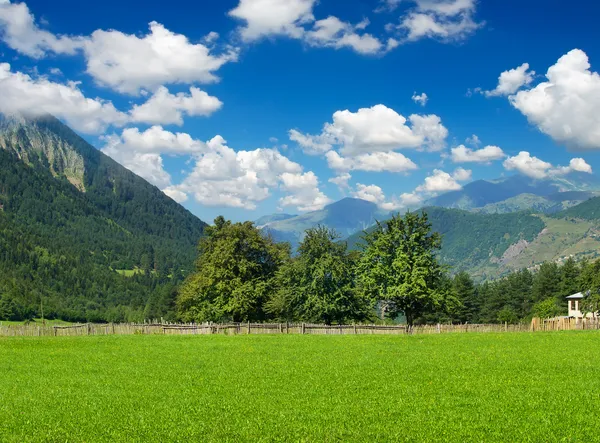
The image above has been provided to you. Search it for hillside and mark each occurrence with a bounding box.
[346,204,600,280]
[0,115,207,322]
[347,207,546,276]
[555,196,600,220]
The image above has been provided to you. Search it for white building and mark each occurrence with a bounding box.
[566,292,596,318]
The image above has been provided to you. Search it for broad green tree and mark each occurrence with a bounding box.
[268,226,369,324]
[357,212,445,327]
[532,297,562,319]
[177,217,288,322]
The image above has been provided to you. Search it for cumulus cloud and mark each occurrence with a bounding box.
[484,63,535,97]
[452,167,472,181]
[305,16,389,55]
[130,86,223,125]
[288,128,333,155]
[351,183,423,211]
[392,0,482,43]
[0,3,236,95]
[279,171,332,212]
[509,49,600,150]
[0,63,127,134]
[352,183,387,205]
[82,22,238,95]
[229,0,392,55]
[130,133,328,212]
[326,150,418,173]
[117,126,207,154]
[291,105,448,156]
[0,0,82,57]
[412,92,428,106]
[416,169,462,192]
[328,172,352,190]
[451,144,505,163]
[503,151,593,179]
[229,0,316,41]
[101,134,174,189]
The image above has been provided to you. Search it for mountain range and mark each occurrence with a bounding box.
[259,172,600,279]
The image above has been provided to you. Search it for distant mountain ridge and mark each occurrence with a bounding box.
[262,198,389,248]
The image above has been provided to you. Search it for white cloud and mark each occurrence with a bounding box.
[229,0,392,55]
[375,0,402,13]
[229,0,316,41]
[412,92,428,106]
[329,172,351,190]
[452,167,472,181]
[502,151,552,179]
[279,171,331,212]
[305,16,388,55]
[485,63,535,97]
[416,169,462,192]
[292,105,447,156]
[0,0,82,57]
[163,186,188,203]
[101,134,173,189]
[0,63,127,134]
[398,192,423,206]
[568,157,593,174]
[326,150,418,173]
[0,3,235,95]
[351,183,423,211]
[179,137,324,211]
[409,114,448,151]
[465,134,480,146]
[83,22,238,95]
[510,49,600,150]
[288,128,333,155]
[118,126,207,154]
[451,144,505,163]
[352,183,386,205]
[129,86,222,125]
[394,0,482,42]
[503,151,593,179]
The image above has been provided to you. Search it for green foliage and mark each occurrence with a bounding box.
[532,298,563,319]
[357,212,446,326]
[347,207,546,273]
[268,226,370,324]
[177,217,288,322]
[579,259,600,316]
[3,334,600,441]
[532,262,561,303]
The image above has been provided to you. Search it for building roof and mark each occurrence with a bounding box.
[566,292,584,299]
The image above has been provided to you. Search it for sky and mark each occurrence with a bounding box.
[1,0,600,223]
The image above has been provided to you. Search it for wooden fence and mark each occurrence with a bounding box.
[0,319,588,337]
[530,316,600,331]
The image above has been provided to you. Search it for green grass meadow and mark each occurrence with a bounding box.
[1,332,599,442]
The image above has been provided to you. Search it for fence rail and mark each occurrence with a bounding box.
[0,317,598,337]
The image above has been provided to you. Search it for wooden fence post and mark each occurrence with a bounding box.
[247,321,251,334]
[301,323,305,334]
[353,324,357,334]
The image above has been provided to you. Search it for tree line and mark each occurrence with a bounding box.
[178,213,600,326]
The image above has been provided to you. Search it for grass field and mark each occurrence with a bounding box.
[1,333,600,442]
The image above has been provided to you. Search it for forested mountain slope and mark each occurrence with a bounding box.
[0,115,207,322]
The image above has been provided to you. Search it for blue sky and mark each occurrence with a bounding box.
[1,0,600,223]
